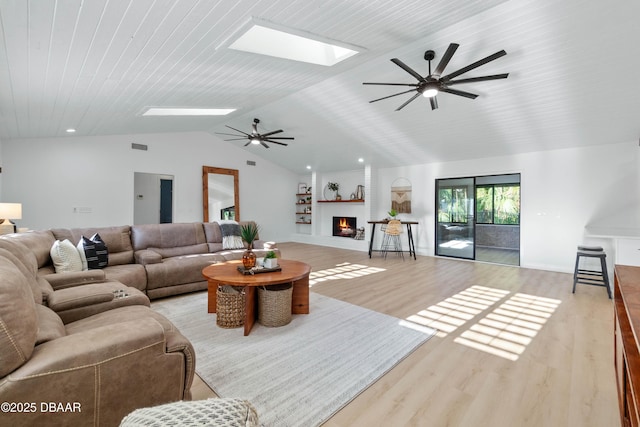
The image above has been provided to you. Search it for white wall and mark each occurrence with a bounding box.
[3,131,637,274]
[1,131,296,242]
[374,140,640,273]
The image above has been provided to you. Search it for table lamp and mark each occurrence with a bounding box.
[0,203,22,235]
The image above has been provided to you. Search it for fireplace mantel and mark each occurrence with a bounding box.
[317,199,364,203]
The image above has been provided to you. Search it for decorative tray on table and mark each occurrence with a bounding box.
[237,265,282,275]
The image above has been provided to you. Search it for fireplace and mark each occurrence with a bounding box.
[333,216,357,238]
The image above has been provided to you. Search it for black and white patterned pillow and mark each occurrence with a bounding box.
[80,233,109,269]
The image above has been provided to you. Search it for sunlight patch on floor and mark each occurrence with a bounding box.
[454,293,561,361]
[404,285,510,338]
[309,262,386,287]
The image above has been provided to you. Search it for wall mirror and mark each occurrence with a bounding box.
[202,166,239,222]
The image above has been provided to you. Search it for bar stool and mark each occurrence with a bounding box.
[381,219,404,260]
[572,245,611,298]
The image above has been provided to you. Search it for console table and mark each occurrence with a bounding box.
[367,220,418,260]
[614,264,640,426]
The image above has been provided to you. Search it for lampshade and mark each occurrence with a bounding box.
[0,203,22,220]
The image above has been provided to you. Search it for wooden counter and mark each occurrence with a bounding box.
[614,265,640,426]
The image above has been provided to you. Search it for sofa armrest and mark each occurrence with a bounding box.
[42,270,106,290]
[13,318,166,376]
[2,317,193,425]
[135,249,163,265]
[46,286,115,312]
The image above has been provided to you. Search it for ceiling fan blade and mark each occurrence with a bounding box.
[224,137,251,141]
[260,141,270,148]
[430,96,438,110]
[395,93,421,111]
[445,73,509,85]
[440,87,478,99]
[391,58,426,82]
[266,137,294,140]
[433,43,459,76]
[244,141,251,146]
[264,140,288,146]
[225,125,251,136]
[441,50,507,81]
[363,82,419,87]
[260,129,283,137]
[216,132,246,137]
[369,88,418,103]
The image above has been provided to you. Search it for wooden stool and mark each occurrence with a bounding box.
[572,245,611,298]
[381,220,404,260]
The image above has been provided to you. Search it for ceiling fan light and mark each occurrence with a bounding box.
[422,88,438,98]
[250,138,261,145]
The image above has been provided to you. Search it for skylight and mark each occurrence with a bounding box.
[142,108,235,116]
[228,24,358,66]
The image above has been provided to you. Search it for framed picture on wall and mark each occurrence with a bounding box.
[298,183,307,194]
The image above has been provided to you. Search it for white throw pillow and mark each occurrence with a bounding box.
[76,239,88,271]
[50,239,83,273]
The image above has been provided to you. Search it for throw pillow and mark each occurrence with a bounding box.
[76,240,88,270]
[50,239,83,273]
[80,233,109,269]
[218,220,244,250]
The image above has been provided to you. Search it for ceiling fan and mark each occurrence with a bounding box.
[363,43,508,111]
[216,118,294,148]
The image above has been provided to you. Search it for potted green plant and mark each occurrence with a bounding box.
[240,223,260,268]
[263,250,278,269]
[327,182,340,200]
[388,208,398,220]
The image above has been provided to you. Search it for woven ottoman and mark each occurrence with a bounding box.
[120,398,259,427]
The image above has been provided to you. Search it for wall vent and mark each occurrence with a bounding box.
[247,160,256,166]
[132,143,148,151]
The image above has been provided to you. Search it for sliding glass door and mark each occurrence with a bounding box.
[436,174,521,265]
[435,177,475,259]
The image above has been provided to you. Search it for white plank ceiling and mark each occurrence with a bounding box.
[1,0,639,173]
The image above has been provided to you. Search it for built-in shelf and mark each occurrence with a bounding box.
[317,199,365,203]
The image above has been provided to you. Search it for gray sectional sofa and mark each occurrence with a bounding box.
[0,220,277,426]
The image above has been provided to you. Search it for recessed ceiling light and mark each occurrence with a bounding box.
[358,158,364,163]
[142,108,236,116]
[66,128,76,133]
[306,165,312,170]
[228,24,358,66]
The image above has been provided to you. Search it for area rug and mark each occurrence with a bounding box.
[152,292,436,427]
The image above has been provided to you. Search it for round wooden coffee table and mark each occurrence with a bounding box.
[202,259,311,336]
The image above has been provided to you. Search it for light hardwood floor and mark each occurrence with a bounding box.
[188,242,619,427]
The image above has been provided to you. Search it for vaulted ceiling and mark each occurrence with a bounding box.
[1,0,639,173]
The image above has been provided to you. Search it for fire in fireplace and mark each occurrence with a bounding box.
[333,216,357,238]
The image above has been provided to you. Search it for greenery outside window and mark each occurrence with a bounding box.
[438,186,469,223]
[476,184,520,225]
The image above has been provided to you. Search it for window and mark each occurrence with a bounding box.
[438,186,469,223]
[476,184,520,225]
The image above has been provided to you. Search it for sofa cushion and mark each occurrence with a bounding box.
[131,223,207,250]
[0,245,43,304]
[144,253,223,291]
[51,226,134,266]
[202,222,223,245]
[4,230,56,269]
[148,243,209,259]
[35,304,66,345]
[0,256,37,377]
[50,239,83,273]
